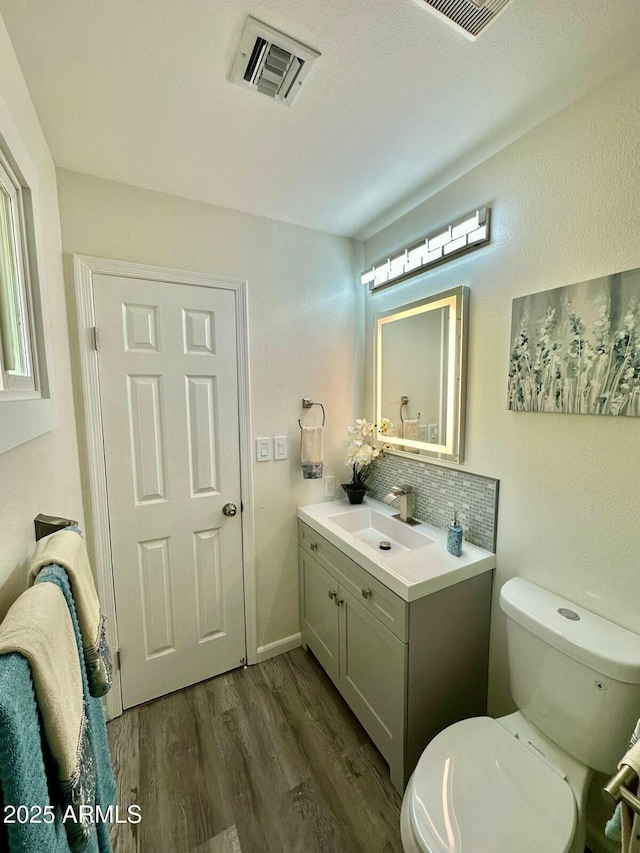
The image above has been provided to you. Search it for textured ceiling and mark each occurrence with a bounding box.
[1,0,640,239]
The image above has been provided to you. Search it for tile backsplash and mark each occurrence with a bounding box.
[367,454,499,552]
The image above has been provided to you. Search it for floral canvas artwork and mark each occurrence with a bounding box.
[508,267,640,415]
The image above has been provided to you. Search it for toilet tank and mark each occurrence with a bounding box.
[500,578,640,774]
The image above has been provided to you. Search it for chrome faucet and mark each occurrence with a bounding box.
[383,485,419,525]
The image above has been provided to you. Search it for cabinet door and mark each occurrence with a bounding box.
[338,587,406,772]
[299,550,340,683]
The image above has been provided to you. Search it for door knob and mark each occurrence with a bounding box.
[222,502,237,517]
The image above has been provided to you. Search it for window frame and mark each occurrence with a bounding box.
[0,152,39,398]
[0,110,57,455]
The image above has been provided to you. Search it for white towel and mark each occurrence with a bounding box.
[301,426,323,479]
[402,419,420,453]
[28,529,113,697]
[0,583,84,783]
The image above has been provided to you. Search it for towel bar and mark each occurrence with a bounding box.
[34,513,77,541]
[603,764,640,816]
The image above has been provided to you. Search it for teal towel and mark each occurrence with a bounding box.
[38,563,116,851]
[0,652,71,852]
[0,562,116,852]
[605,801,622,841]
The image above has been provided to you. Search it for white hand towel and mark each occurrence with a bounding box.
[402,419,420,453]
[301,426,323,479]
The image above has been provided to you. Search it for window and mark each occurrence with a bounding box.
[0,152,38,398]
[0,127,56,456]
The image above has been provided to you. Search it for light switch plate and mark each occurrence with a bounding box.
[256,437,272,461]
[274,436,288,460]
[323,475,336,498]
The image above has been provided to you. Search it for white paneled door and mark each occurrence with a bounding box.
[93,274,245,709]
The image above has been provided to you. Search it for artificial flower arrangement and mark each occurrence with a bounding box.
[342,418,394,501]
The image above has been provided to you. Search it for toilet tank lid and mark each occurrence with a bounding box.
[500,578,640,684]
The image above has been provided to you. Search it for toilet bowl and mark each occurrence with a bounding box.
[400,714,587,853]
[400,578,640,853]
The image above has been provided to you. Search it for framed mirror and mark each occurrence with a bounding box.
[374,285,469,463]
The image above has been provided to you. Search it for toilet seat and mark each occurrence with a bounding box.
[403,717,576,853]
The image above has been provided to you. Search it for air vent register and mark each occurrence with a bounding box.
[230,17,320,107]
[412,0,513,39]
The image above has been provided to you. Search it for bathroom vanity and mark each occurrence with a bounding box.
[298,497,496,792]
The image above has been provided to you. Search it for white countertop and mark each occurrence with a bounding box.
[298,496,496,602]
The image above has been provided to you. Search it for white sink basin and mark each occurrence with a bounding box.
[327,507,434,553]
[299,497,496,602]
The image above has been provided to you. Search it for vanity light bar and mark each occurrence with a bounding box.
[361,207,490,290]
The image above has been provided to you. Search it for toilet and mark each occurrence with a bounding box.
[401,577,640,853]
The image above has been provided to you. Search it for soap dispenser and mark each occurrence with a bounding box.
[447,511,463,557]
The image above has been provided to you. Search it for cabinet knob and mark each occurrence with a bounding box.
[328,590,337,600]
[334,597,344,607]
[361,588,372,599]
[310,542,318,551]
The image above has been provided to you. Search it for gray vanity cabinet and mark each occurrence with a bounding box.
[298,533,406,788]
[298,519,493,793]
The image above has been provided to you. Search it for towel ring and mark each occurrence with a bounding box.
[298,399,325,429]
[400,396,420,424]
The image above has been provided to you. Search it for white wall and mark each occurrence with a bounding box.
[364,65,640,714]
[56,168,362,650]
[0,17,83,617]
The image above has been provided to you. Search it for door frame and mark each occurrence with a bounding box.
[72,255,256,719]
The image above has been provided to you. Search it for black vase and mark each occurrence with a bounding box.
[341,483,366,505]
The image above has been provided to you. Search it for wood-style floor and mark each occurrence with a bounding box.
[107,647,403,853]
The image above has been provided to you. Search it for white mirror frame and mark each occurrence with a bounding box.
[374,285,469,464]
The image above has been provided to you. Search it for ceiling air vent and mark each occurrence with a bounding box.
[412,0,513,40]
[230,17,320,107]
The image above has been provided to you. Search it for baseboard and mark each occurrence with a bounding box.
[256,632,302,663]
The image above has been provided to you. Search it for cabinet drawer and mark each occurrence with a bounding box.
[298,521,407,642]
